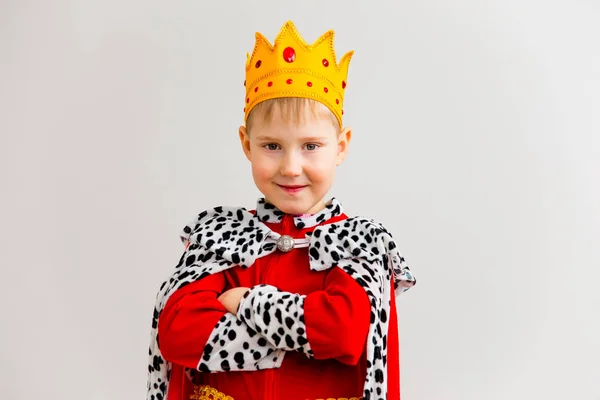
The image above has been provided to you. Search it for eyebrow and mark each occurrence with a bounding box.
[255,136,330,142]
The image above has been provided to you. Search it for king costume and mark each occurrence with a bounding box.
[146,21,417,400]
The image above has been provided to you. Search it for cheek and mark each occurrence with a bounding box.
[251,155,276,180]
[306,153,337,181]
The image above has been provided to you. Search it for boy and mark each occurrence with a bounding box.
[147,21,416,400]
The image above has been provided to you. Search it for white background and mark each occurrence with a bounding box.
[1,1,599,399]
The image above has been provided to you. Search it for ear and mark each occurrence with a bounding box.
[239,125,251,161]
[336,126,352,166]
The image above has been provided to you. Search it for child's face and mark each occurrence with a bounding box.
[239,107,351,215]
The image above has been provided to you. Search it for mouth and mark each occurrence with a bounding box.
[277,184,308,193]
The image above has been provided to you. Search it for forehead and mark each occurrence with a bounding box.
[260,111,337,139]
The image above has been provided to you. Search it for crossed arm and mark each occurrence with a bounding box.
[158,267,371,369]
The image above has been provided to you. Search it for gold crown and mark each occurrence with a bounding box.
[244,21,354,126]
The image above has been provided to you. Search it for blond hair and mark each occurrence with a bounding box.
[246,98,340,134]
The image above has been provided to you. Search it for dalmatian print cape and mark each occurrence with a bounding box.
[147,198,416,400]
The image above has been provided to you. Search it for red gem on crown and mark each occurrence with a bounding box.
[283,47,296,63]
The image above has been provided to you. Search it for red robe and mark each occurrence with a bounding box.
[158,211,401,400]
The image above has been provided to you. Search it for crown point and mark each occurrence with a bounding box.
[283,47,296,63]
[255,60,262,68]
[268,81,273,87]
[286,78,293,84]
[342,81,347,89]
[322,59,329,67]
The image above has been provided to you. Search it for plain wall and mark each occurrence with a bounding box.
[1,1,599,399]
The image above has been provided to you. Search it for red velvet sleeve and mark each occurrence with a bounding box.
[157,272,227,369]
[303,267,371,365]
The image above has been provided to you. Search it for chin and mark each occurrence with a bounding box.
[274,199,305,214]
[267,197,308,215]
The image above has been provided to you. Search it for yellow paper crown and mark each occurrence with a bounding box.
[244,21,354,126]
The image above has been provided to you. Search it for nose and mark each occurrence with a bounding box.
[279,151,302,177]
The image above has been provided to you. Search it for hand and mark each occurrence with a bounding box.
[218,287,250,314]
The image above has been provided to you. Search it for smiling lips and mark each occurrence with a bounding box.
[277,184,307,193]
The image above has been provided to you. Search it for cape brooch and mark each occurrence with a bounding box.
[274,234,309,252]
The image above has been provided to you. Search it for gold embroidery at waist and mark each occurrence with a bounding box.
[315,398,362,400]
[190,385,233,400]
[189,384,361,400]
